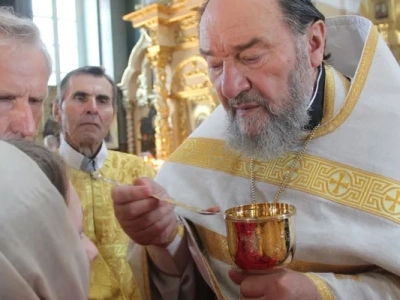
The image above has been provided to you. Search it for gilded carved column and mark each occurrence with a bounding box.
[147,45,173,160]
[125,101,135,154]
[122,1,209,156]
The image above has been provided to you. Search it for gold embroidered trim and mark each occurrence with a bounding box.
[321,65,335,125]
[195,224,376,274]
[305,273,335,300]
[339,71,351,95]
[170,138,400,223]
[203,257,226,300]
[334,274,361,281]
[142,248,151,300]
[186,223,226,299]
[314,25,379,138]
[196,224,232,265]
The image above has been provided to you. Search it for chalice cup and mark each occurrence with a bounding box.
[225,202,296,273]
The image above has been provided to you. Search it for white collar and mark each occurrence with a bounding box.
[59,135,108,171]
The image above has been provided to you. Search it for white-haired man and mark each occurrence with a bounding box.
[0,7,51,139]
[0,8,93,298]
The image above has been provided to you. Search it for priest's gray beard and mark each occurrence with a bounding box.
[225,38,316,160]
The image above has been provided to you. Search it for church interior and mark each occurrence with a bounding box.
[1,0,399,170]
[2,1,400,299]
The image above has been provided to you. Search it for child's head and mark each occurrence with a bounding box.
[6,139,68,200]
[5,139,98,262]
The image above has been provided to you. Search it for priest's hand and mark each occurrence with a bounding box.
[229,268,322,300]
[112,177,177,247]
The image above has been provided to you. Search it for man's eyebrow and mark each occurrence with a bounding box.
[96,94,110,101]
[0,93,16,98]
[200,37,268,57]
[72,91,90,98]
[0,91,46,101]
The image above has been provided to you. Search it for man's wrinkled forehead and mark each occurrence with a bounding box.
[199,12,250,55]
[199,0,282,50]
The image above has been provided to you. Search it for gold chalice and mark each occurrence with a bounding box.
[225,202,296,273]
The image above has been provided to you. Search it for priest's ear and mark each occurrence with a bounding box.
[306,20,326,68]
[52,98,62,124]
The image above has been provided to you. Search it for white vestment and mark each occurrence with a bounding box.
[130,15,400,300]
[0,141,89,299]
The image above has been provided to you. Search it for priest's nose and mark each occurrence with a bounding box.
[220,64,251,99]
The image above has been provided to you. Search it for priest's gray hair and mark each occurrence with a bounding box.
[199,0,325,32]
[0,7,52,77]
[277,0,325,35]
[199,0,330,60]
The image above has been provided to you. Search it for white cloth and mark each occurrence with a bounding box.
[307,64,323,109]
[59,134,108,171]
[0,141,89,299]
[152,15,400,300]
[314,0,361,16]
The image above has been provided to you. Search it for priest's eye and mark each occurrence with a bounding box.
[242,56,260,63]
[209,64,222,70]
[240,54,266,69]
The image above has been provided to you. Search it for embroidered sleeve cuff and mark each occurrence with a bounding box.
[305,273,335,300]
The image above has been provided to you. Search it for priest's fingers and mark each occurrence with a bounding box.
[116,199,174,230]
[126,211,177,246]
[112,184,153,205]
[230,270,267,299]
[114,197,160,220]
[240,276,267,299]
[134,177,156,188]
[112,177,177,245]
[239,269,319,300]
[138,177,169,198]
[228,269,247,285]
[228,268,281,286]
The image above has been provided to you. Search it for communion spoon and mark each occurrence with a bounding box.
[90,172,221,216]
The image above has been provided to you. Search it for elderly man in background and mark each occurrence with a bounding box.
[53,66,156,300]
[112,0,400,299]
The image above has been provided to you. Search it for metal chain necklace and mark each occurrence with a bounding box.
[250,124,320,204]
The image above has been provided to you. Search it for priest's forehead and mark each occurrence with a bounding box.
[199,0,288,55]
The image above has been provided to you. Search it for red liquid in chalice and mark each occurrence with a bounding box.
[233,222,278,270]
